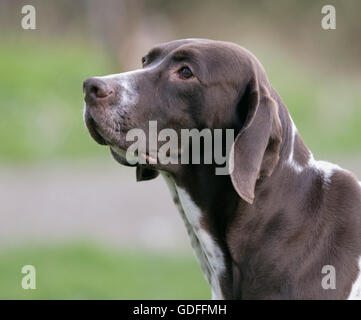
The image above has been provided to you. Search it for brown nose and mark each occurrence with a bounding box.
[83,78,113,104]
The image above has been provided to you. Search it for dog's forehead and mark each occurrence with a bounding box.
[146,38,249,63]
[149,38,211,56]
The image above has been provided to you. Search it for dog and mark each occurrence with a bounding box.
[83,39,361,299]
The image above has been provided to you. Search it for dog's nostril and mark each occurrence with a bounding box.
[83,77,113,100]
[89,84,108,98]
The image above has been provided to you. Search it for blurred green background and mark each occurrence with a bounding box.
[0,0,360,299]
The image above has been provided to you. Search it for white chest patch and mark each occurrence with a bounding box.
[286,119,346,184]
[161,172,226,300]
[287,119,305,173]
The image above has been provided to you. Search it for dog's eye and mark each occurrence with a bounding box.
[178,66,193,79]
[141,56,146,66]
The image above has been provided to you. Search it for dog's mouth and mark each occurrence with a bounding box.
[84,108,159,168]
[110,146,137,167]
[84,113,135,168]
[110,146,159,168]
[84,111,108,146]
[84,112,140,168]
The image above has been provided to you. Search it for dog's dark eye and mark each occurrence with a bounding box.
[141,56,146,65]
[178,66,193,79]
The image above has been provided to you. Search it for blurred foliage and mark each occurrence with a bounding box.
[0,243,209,299]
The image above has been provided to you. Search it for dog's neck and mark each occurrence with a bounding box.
[161,170,230,299]
[164,97,310,299]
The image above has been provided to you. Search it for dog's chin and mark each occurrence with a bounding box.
[110,147,137,167]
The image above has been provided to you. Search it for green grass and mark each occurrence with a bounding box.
[0,37,113,163]
[0,243,210,299]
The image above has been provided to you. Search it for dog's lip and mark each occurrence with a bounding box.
[110,146,158,167]
[84,112,108,145]
[110,146,136,167]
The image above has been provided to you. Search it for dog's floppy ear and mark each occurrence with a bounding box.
[136,166,159,182]
[229,69,282,204]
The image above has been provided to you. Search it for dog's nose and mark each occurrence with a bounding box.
[83,78,113,104]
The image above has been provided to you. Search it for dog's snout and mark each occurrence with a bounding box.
[83,77,113,104]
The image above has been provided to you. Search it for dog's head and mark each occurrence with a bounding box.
[83,39,283,203]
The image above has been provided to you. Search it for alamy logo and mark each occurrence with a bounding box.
[124,121,235,175]
[21,5,36,30]
[321,265,336,290]
[321,5,336,30]
[21,265,36,289]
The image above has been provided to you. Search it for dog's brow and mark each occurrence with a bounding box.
[172,49,193,61]
[144,48,162,64]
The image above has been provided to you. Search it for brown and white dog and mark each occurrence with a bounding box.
[83,39,361,299]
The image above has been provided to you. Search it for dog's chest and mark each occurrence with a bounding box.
[161,173,226,300]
